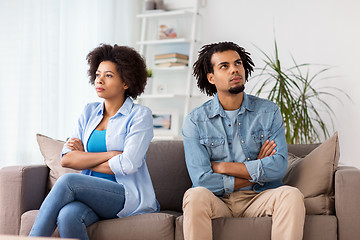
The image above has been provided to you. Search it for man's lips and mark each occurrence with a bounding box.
[230,76,242,83]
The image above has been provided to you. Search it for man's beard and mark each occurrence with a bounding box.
[228,84,245,94]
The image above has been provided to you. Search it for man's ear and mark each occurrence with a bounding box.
[207,73,215,85]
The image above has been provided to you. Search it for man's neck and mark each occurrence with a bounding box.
[217,92,244,111]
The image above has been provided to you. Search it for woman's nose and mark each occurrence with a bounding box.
[96,76,104,84]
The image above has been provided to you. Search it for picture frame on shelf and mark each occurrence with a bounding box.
[152,110,179,136]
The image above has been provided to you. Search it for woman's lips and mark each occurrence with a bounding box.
[96,87,104,92]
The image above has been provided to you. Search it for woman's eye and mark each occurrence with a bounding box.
[106,74,113,78]
[95,73,100,77]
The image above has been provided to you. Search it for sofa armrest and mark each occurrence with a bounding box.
[335,166,360,240]
[0,165,49,235]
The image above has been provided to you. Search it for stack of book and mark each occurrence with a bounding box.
[154,53,189,67]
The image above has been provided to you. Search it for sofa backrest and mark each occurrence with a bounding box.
[146,140,191,212]
[146,140,321,213]
[288,143,320,157]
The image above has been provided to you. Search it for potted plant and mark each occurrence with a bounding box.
[250,40,351,144]
[144,68,153,95]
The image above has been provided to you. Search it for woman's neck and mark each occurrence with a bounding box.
[103,96,126,117]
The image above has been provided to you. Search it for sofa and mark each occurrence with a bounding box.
[1,133,360,240]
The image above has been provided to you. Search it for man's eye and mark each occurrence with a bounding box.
[235,61,242,65]
[220,65,227,69]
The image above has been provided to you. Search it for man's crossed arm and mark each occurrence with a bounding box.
[211,140,276,189]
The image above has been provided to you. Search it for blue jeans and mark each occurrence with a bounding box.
[29,173,125,240]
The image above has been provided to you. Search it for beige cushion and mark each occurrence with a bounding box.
[87,213,175,240]
[36,133,79,188]
[283,132,340,215]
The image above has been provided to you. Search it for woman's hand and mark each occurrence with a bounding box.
[66,138,85,152]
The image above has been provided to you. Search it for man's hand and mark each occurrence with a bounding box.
[257,140,276,159]
[210,140,276,178]
[211,162,223,174]
[66,138,85,152]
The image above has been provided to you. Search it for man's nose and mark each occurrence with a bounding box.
[230,64,239,74]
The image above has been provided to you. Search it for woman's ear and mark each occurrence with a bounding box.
[123,83,129,90]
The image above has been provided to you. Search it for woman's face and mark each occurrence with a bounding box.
[94,61,128,100]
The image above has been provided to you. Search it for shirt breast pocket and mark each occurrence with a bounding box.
[251,129,272,144]
[200,137,227,161]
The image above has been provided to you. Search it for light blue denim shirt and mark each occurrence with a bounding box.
[182,92,288,196]
[61,97,160,217]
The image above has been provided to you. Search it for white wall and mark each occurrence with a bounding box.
[199,0,360,167]
[1,0,358,168]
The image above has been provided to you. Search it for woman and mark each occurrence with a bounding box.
[29,44,159,240]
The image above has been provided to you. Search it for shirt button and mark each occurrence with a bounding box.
[126,192,129,195]
[261,134,264,138]
[229,142,232,145]
[211,142,214,146]
[238,123,241,126]
[241,140,245,143]
[247,157,251,160]
[228,124,231,127]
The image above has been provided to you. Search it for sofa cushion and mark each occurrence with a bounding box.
[87,212,175,240]
[36,133,79,188]
[175,215,337,240]
[283,132,340,215]
[21,210,175,240]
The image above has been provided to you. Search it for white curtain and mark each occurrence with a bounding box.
[0,0,141,168]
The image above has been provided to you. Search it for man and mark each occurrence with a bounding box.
[182,42,305,240]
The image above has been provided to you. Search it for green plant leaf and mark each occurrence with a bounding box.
[250,38,351,143]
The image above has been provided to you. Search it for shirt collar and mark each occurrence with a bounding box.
[208,92,254,118]
[96,97,134,117]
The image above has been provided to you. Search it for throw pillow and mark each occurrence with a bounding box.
[36,133,79,189]
[283,132,340,215]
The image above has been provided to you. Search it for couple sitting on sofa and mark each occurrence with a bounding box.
[29,42,305,240]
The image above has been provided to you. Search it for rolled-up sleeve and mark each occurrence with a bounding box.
[108,107,153,176]
[244,107,288,183]
[182,115,233,196]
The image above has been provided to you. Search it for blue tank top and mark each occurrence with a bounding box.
[87,129,117,182]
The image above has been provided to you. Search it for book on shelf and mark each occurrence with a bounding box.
[155,62,188,67]
[155,53,189,60]
[154,57,189,64]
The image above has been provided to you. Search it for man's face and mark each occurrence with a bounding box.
[207,50,246,95]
